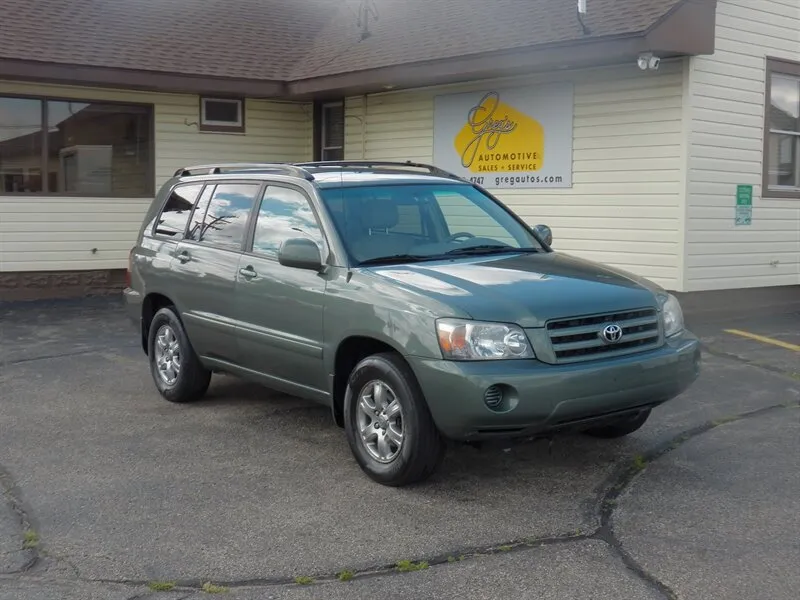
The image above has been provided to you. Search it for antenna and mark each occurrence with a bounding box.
[357,0,379,40]
[576,0,591,35]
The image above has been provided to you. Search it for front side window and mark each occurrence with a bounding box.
[0,95,153,196]
[766,60,800,198]
[319,183,543,264]
[192,183,261,250]
[251,185,323,258]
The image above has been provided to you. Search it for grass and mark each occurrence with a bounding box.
[497,545,513,552]
[201,582,229,594]
[148,581,176,592]
[396,559,429,572]
[447,555,467,563]
[631,455,647,471]
[22,530,39,549]
[337,570,354,582]
[294,576,315,585]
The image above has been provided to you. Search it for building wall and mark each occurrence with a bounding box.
[344,61,688,291]
[0,81,312,274]
[685,0,800,291]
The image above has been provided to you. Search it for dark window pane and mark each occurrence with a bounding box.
[253,186,322,258]
[197,183,260,250]
[322,147,344,161]
[768,133,799,188]
[770,75,800,133]
[47,101,152,196]
[154,183,204,238]
[0,97,43,192]
[323,104,344,147]
[203,99,241,124]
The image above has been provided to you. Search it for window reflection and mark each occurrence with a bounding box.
[0,98,43,192]
[253,186,322,257]
[154,183,203,238]
[196,183,260,250]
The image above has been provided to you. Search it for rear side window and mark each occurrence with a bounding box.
[153,184,203,238]
[191,183,261,251]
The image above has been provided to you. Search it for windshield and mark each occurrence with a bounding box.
[319,183,544,265]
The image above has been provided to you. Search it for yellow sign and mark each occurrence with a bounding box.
[453,91,545,174]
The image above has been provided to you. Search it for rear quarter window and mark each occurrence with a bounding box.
[152,183,204,239]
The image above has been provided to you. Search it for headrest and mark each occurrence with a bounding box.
[363,200,399,230]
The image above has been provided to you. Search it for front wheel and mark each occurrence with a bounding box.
[583,409,651,439]
[343,353,445,486]
[148,307,211,403]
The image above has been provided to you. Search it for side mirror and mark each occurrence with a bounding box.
[278,237,323,271]
[533,224,553,246]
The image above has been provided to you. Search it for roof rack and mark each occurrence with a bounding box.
[295,160,466,181]
[174,163,315,180]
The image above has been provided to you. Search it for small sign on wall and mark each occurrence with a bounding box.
[735,184,752,226]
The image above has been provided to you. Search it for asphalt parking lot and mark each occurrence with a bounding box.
[1,298,798,599]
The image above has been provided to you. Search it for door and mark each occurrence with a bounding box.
[170,181,262,364]
[234,183,328,396]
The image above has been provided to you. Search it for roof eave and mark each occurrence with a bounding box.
[0,58,286,98]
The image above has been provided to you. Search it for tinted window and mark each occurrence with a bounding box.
[252,185,323,258]
[0,97,43,192]
[194,183,260,250]
[153,184,203,238]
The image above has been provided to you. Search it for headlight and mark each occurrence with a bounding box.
[661,294,685,338]
[436,319,535,360]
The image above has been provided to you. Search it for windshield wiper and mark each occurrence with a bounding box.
[358,254,433,266]
[443,245,540,256]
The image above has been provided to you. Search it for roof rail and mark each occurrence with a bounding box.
[295,160,466,181]
[174,163,314,180]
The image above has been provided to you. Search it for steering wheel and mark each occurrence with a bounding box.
[447,232,475,243]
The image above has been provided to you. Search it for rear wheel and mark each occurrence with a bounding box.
[583,409,651,439]
[344,352,445,486]
[148,307,211,403]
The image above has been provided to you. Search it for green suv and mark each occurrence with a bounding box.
[124,161,701,486]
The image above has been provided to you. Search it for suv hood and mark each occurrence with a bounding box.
[365,252,665,328]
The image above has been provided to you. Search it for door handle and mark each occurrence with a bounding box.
[177,250,191,264]
[239,266,258,279]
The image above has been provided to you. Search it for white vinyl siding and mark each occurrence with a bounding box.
[344,61,687,290]
[685,0,800,291]
[0,81,312,272]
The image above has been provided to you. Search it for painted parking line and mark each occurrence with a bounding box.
[724,329,800,352]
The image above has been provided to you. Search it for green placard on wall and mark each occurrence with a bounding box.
[735,184,753,226]
[736,184,753,206]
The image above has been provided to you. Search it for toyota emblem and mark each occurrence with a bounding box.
[601,324,623,344]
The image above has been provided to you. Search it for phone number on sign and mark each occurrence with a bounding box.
[468,175,565,186]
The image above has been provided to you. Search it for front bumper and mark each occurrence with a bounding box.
[408,330,701,441]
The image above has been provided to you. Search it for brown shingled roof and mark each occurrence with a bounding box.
[0,0,716,97]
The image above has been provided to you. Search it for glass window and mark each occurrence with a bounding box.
[200,97,244,131]
[47,100,152,196]
[766,66,800,195]
[319,183,542,264]
[0,97,44,192]
[194,183,260,250]
[321,102,344,161]
[252,185,323,258]
[153,184,204,238]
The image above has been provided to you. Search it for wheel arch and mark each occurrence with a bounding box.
[141,292,178,354]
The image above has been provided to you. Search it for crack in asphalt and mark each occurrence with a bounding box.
[1,343,139,367]
[3,344,798,597]
[0,465,39,575]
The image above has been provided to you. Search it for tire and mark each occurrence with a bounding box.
[147,306,211,403]
[343,352,445,486]
[583,409,651,439]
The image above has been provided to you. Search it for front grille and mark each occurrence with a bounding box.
[546,308,661,364]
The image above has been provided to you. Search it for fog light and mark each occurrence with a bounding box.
[484,385,503,409]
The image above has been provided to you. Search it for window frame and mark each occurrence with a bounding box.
[0,92,155,197]
[763,57,800,200]
[243,181,331,264]
[199,97,246,133]
[314,100,345,161]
